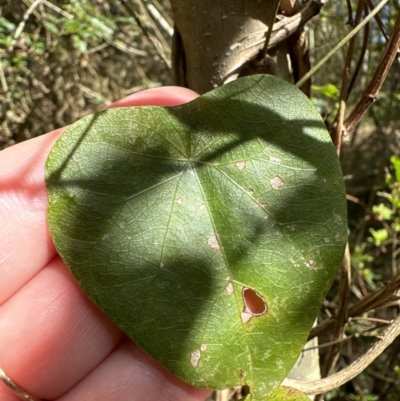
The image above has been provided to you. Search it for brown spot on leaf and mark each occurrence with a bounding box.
[225,281,234,295]
[241,311,253,324]
[270,176,284,190]
[270,156,282,165]
[190,350,201,368]
[236,160,246,170]
[207,235,220,250]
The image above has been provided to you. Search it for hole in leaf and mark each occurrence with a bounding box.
[242,287,267,316]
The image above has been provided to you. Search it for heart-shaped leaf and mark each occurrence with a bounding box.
[45,75,347,400]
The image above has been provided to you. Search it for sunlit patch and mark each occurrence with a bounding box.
[240,287,268,324]
[270,176,284,190]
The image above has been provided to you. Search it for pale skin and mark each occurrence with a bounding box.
[0,87,212,401]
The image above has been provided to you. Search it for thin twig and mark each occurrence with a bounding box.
[135,0,172,54]
[332,0,364,154]
[284,315,400,394]
[344,11,400,132]
[0,59,8,93]
[295,0,389,89]
[345,0,354,26]
[349,316,393,325]
[364,0,390,41]
[346,1,370,100]
[42,0,73,19]
[118,0,171,68]
[309,272,400,340]
[146,2,173,37]
[260,0,284,57]
[9,0,43,52]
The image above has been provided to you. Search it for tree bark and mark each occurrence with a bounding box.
[170,0,281,94]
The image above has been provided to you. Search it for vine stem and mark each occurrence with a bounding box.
[344,10,400,131]
[295,0,389,89]
[283,315,400,394]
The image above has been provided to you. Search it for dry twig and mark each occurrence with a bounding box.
[344,11,400,132]
[284,315,400,394]
[309,272,400,340]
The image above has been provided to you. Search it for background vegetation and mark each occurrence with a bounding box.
[1,1,399,400]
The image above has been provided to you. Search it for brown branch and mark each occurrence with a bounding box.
[344,11,400,132]
[223,0,323,80]
[364,0,390,41]
[332,0,364,154]
[345,0,354,26]
[284,314,400,394]
[346,1,370,100]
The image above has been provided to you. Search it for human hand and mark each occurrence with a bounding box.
[0,87,212,401]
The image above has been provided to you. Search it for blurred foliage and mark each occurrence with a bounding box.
[0,0,171,149]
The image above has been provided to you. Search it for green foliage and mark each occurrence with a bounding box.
[348,393,379,401]
[368,227,389,247]
[352,245,374,269]
[265,387,310,400]
[312,84,340,100]
[46,75,347,400]
[62,0,118,53]
[311,84,340,122]
[371,156,400,240]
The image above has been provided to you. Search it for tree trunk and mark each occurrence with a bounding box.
[170,0,321,95]
[170,0,281,93]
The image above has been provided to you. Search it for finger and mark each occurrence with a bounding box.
[0,87,199,304]
[105,86,199,109]
[0,256,123,400]
[57,339,211,401]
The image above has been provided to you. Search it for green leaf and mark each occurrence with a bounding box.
[368,228,388,247]
[45,75,347,400]
[266,386,310,401]
[372,203,393,220]
[0,16,16,33]
[312,83,340,100]
[390,155,400,183]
